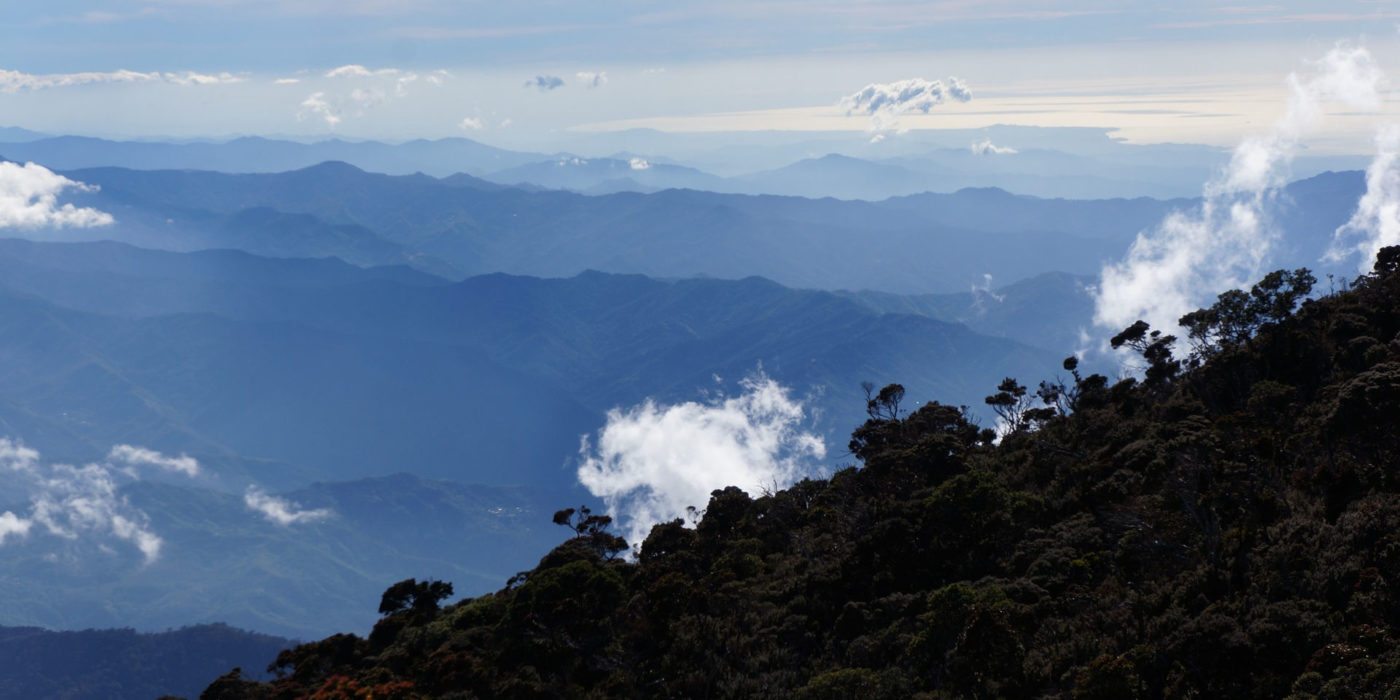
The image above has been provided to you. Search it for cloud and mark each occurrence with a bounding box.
[297,91,342,127]
[324,64,398,79]
[629,157,652,171]
[1094,44,1383,337]
[0,162,114,229]
[525,74,565,91]
[0,439,199,563]
[0,68,241,93]
[274,77,302,85]
[970,139,1018,155]
[1327,124,1400,272]
[107,444,200,477]
[243,486,332,526]
[576,71,608,88]
[458,116,485,131]
[841,77,972,134]
[577,373,826,548]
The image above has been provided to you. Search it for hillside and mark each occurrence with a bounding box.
[205,250,1400,698]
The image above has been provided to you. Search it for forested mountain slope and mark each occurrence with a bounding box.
[205,249,1400,699]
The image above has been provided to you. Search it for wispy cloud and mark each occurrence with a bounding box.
[1328,124,1400,271]
[1094,44,1383,337]
[970,138,1017,155]
[243,487,332,526]
[577,372,825,548]
[297,91,342,127]
[0,162,114,229]
[0,439,201,563]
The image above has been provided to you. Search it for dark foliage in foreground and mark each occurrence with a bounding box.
[205,249,1400,699]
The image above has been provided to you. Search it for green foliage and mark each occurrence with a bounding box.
[205,248,1400,699]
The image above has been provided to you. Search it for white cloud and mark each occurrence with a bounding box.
[0,68,241,93]
[0,440,197,564]
[0,162,114,229]
[324,64,400,79]
[274,77,302,85]
[0,512,31,544]
[107,444,200,477]
[458,116,485,131]
[297,91,342,127]
[525,74,565,91]
[577,373,826,548]
[629,157,652,171]
[576,71,608,88]
[841,76,972,134]
[970,138,1017,155]
[1095,44,1383,337]
[243,486,332,526]
[1327,123,1400,272]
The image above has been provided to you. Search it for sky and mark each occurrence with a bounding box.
[3,1,1400,152]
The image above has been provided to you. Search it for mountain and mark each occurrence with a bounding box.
[45,163,1363,295]
[0,135,545,177]
[735,153,934,200]
[199,248,1400,700]
[484,156,729,194]
[0,624,290,700]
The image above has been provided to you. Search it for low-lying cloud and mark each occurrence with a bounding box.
[0,439,200,563]
[244,486,332,526]
[1095,44,1383,337]
[970,139,1018,155]
[577,373,826,548]
[0,161,114,229]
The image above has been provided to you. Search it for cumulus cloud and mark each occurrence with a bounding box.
[458,116,485,131]
[576,71,608,88]
[577,373,826,548]
[107,444,200,477]
[0,68,241,93]
[1327,124,1400,272]
[525,74,565,91]
[970,139,1018,155]
[629,157,652,171]
[0,161,114,229]
[0,439,199,564]
[1095,44,1384,337]
[841,77,972,135]
[243,486,332,526]
[295,65,446,127]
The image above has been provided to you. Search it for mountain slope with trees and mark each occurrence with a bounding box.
[205,249,1400,699]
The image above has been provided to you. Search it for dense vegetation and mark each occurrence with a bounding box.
[204,249,1400,699]
[0,624,289,700]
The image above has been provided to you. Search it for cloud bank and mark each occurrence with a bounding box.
[0,439,201,563]
[577,374,826,548]
[0,67,241,93]
[1094,45,1383,336]
[0,162,114,229]
[1328,124,1400,272]
[244,487,332,526]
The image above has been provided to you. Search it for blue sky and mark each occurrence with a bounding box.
[3,1,1399,149]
